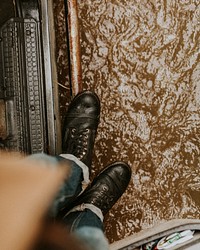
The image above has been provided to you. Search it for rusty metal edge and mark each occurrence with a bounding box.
[66,0,83,97]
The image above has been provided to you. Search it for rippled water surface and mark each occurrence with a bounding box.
[54,0,200,244]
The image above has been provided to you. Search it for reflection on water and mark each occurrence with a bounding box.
[77,0,200,243]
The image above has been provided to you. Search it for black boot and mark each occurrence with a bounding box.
[62,90,100,168]
[62,162,132,216]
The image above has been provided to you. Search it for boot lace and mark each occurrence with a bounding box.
[70,128,90,159]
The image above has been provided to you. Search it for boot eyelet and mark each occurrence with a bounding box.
[71,128,76,134]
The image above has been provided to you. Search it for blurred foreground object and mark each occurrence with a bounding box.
[0,152,67,250]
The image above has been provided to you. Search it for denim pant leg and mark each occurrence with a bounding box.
[27,154,109,249]
[27,153,84,216]
[63,209,109,250]
[74,226,109,250]
[53,156,85,215]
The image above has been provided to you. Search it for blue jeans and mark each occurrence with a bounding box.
[28,153,109,250]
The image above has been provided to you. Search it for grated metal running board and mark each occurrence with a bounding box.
[0,0,61,154]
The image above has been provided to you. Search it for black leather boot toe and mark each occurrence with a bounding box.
[63,162,132,216]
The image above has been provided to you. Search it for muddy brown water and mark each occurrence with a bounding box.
[54,0,200,243]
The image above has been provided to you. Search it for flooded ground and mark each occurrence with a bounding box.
[54,0,200,243]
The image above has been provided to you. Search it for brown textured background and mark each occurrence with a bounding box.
[54,0,200,244]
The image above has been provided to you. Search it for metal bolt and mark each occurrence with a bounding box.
[26,30,31,36]
[30,105,35,111]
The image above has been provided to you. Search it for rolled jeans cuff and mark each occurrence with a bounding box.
[64,203,104,222]
[59,154,90,191]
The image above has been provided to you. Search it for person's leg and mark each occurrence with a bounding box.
[57,90,101,216]
[62,162,132,250]
[54,154,90,214]
[64,209,108,250]
[27,91,101,216]
[63,208,108,250]
[26,153,87,216]
[75,227,108,250]
[25,152,109,250]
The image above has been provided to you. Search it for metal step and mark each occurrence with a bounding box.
[0,0,61,154]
